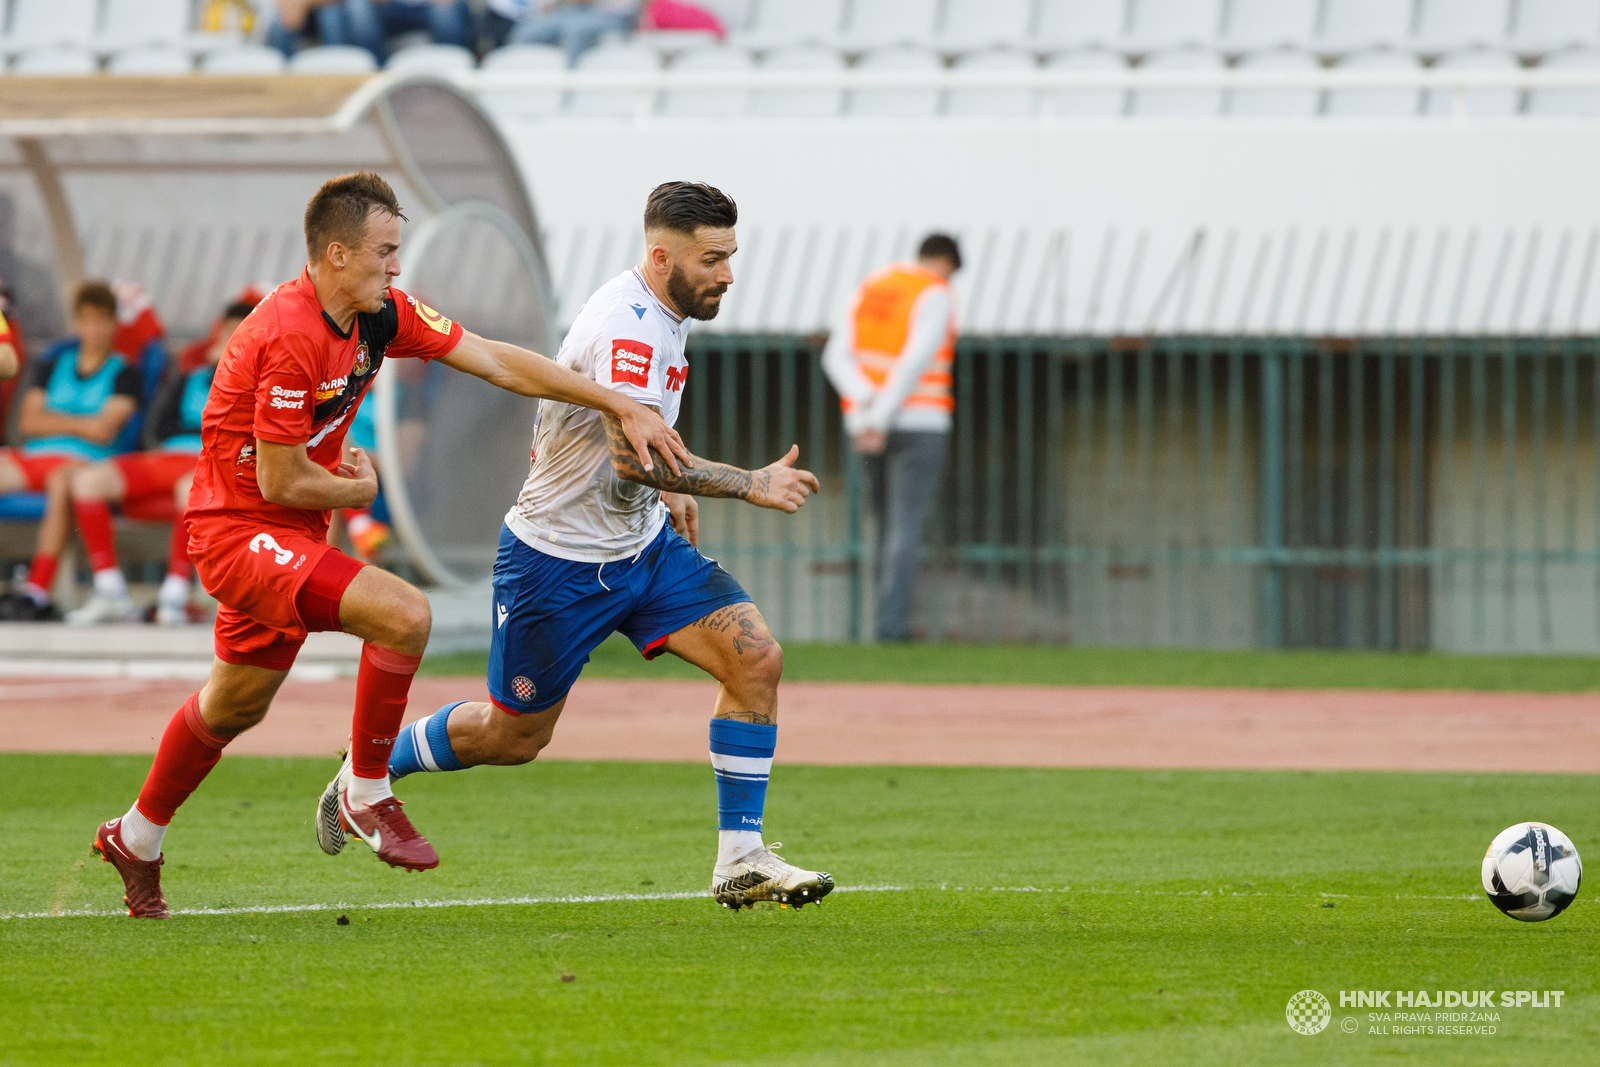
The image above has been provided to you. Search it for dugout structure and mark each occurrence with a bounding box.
[0,73,555,586]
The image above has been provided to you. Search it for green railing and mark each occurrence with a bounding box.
[683,334,1600,652]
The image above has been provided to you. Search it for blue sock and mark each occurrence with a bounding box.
[388,702,468,780]
[709,718,776,832]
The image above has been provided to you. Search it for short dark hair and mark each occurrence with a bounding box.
[917,233,961,270]
[644,181,738,236]
[73,280,117,318]
[304,171,406,261]
[223,300,258,321]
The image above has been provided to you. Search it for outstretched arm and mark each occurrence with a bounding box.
[439,330,692,476]
[604,410,819,513]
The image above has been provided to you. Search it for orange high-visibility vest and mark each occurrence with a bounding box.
[843,263,956,416]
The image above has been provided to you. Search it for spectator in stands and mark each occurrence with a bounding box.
[511,0,642,66]
[269,0,470,60]
[822,234,962,642]
[482,0,530,50]
[637,1,724,37]
[62,298,258,626]
[0,282,141,621]
[0,288,17,381]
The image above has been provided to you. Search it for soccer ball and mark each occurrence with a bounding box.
[1481,822,1582,922]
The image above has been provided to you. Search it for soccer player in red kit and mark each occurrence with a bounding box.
[91,171,690,918]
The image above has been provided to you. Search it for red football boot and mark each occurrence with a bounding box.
[92,818,171,919]
[337,790,439,871]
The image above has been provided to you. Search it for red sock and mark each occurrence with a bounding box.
[166,516,192,580]
[26,552,58,593]
[73,500,119,574]
[135,693,232,825]
[351,643,421,779]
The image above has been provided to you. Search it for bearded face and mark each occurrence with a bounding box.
[666,262,728,321]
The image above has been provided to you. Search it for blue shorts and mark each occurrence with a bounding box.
[487,521,752,713]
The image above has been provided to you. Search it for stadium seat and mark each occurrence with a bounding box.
[1424,46,1522,115]
[947,47,1038,118]
[933,0,1032,53]
[849,46,942,118]
[1130,46,1225,117]
[661,45,752,117]
[695,0,752,33]
[385,44,476,76]
[635,30,722,58]
[1527,44,1600,113]
[1033,0,1130,51]
[1042,47,1127,117]
[1,0,97,55]
[95,0,191,51]
[566,42,661,118]
[480,44,565,117]
[0,493,47,521]
[1125,0,1223,54]
[1229,47,1321,117]
[1509,0,1600,54]
[289,46,379,75]
[731,0,846,49]
[1217,0,1318,54]
[1316,0,1417,55]
[10,45,99,76]
[1412,0,1513,54]
[108,45,194,75]
[200,45,286,75]
[1326,47,1423,116]
[837,0,939,52]
[752,45,845,117]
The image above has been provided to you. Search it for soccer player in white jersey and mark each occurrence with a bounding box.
[317,182,836,910]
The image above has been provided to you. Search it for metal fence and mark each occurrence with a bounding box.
[684,334,1600,653]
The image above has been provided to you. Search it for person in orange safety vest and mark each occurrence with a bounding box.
[822,233,960,641]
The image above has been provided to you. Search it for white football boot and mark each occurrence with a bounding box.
[712,843,835,911]
[65,593,138,626]
[315,751,351,855]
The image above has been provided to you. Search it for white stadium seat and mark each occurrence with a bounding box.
[1424,46,1522,116]
[1033,0,1130,51]
[480,45,565,116]
[1326,47,1423,116]
[1042,47,1127,117]
[661,45,752,118]
[566,42,660,118]
[1130,46,1225,117]
[838,0,939,52]
[752,45,846,117]
[1217,0,1318,54]
[1316,0,1417,55]
[732,0,846,49]
[96,0,191,50]
[108,45,194,75]
[848,45,942,118]
[11,45,99,75]
[2,0,98,54]
[1124,0,1223,53]
[1508,0,1600,54]
[1229,47,1321,117]
[1412,0,1513,54]
[289,46,379,74]
[947,47,1038,118]
[385,44,476,75]
[1527,44,1600,113]
[634,30,722,58]
[200,45,287,75]
[934,0,1033,53]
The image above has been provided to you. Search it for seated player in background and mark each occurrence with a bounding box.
[64,299,259,625]
[336,397,391,560]
[0,282,139,620]
[0,290,17,379]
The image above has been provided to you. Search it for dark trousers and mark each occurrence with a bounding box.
[862,431,947,641]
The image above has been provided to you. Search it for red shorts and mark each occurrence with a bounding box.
[115,451,197,501]
[0,448,77,492]
[189,519,365,671]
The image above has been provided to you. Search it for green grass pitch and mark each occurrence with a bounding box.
[1,754,1594,1064]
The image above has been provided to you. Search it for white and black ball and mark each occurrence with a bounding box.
[1482,822,1582,923]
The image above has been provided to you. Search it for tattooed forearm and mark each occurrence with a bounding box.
[605,414,755,500]
[713,709,777,725]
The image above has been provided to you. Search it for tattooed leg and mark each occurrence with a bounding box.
[662,602,782,724]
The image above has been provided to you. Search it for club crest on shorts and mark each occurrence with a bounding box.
[512,676,536,701]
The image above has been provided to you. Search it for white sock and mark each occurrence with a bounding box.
[119,804,166,862]
[158,573,189,608]
[717,830,764,868]
[93,568,128,598]
[346,773,394,807]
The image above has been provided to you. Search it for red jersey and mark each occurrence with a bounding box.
[186,269,463,538]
